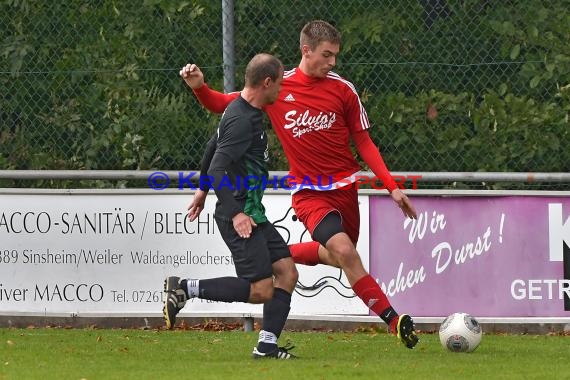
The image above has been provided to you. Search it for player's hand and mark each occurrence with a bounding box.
[187,189,207,222]
[232,212,257,239]
[390,188,417,219]
[179,63,205,90]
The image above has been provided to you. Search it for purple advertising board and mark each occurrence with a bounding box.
[370,195,570,317]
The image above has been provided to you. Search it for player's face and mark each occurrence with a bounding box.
[303,41,339,78]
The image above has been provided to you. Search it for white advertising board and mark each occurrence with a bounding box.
[0,190,369,317]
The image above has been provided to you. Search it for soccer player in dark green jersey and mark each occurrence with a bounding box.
[163,53,299,359]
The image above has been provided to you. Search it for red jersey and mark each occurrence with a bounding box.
[194,67,397,191]
[266,68,366,188]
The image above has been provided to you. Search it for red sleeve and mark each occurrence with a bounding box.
[192,84,240,114]
[352,131,398,192]
[343,82,371,133]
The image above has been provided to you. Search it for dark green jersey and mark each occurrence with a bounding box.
[200,96,269,223]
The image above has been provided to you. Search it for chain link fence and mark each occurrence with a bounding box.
[1,1,569,188]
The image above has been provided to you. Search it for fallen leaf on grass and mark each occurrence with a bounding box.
[177,320,243,332]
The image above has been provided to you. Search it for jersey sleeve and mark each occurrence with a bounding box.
[199,134,217,192]
[207,115,252,219]
[193,84,240,114]
[352,130,398,192]
[343,81,371,133]
[214,114,253,162]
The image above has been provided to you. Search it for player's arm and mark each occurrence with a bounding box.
[352,131,417,219]
[207,116,257,237]
[342,83,417,219]
[207,150,244,218]
[341,83,398,192]
[180,63,239,114]
[351,131,398,192]
[187,134,217,222]
[199,133,218,192]
[208,142,257,237]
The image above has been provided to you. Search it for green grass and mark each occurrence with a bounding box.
[1,328,569,380]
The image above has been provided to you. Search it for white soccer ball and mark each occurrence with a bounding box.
[438,312,482,353]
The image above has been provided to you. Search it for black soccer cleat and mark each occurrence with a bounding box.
[397,314,419,349]
[252,343,297,359]
[163,276,188,330]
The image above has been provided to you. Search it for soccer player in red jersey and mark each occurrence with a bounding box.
[181,20,419,348]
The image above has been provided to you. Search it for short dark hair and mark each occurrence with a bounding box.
[244,53,283,87]
[300,20,341,50]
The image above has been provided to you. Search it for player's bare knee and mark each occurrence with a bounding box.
[284,264,299,287]
[249,279,274,303]
[329,243,358,267]
[273,262,298,293]
[323,250,342,267]
[341,253,363,271]
[291,264,299,283]
[273,258,298,281]
[249,287,273,303]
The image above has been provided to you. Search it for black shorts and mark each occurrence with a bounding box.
[215,217,291,282]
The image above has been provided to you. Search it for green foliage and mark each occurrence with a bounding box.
[365,86,569,175]
[0,0,568,188]
[349,0,570,177]
[1,0,221,176]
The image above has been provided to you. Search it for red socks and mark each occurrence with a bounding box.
[353,275,398,332]
[290,246,400,333]
[289,241,321,266]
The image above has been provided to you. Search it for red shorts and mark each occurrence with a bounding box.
[292,186,360,244]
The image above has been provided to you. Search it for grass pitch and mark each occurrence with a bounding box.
[1,327,569,380]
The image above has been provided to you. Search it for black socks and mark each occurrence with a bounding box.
[196,277,251,303]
